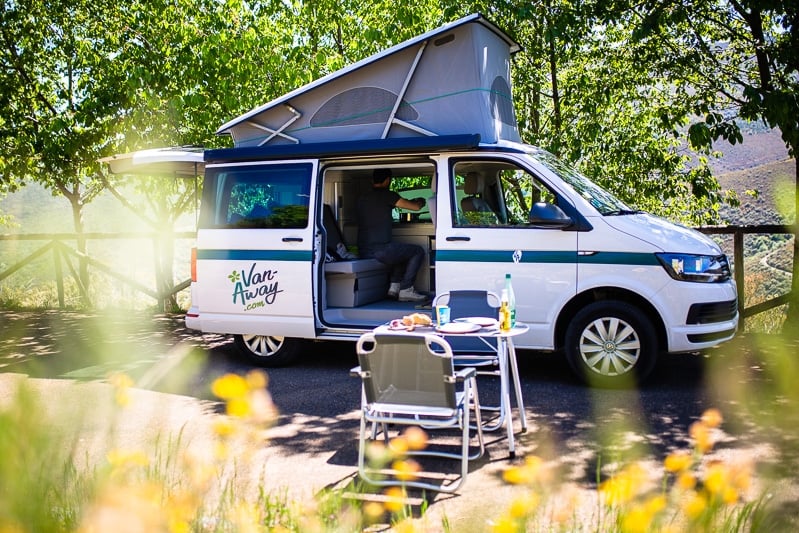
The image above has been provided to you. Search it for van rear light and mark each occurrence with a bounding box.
[191,247,197,282]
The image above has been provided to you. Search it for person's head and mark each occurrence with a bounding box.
[372,168,392,186]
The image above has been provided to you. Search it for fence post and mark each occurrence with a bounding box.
[53,241,65,308]
[734,228,745,329]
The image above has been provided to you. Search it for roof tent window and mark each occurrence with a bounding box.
[310,87,419,127]
[201,163,312,229]
[490,76,517,127]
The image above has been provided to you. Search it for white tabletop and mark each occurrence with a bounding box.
[374,321,528,338]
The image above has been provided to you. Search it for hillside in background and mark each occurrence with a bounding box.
[712,128,795,226]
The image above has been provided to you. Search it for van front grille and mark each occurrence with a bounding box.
[686,299,738,324]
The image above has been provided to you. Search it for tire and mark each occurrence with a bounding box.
[233,334,303,367]
[564,301,657,388]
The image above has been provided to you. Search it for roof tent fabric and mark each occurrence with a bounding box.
[217,14,522,147]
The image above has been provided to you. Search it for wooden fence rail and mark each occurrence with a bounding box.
[1,226,795,328]
[0,232,195,311]
[697,224,795,329]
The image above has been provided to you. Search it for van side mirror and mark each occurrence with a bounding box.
[528,202,573,228]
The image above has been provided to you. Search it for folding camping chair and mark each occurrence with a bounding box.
[432,290,526,432]
[352,332,485,493]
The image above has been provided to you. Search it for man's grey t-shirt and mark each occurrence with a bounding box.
[357,187,400,256]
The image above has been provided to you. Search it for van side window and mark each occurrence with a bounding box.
[453,160,556,227]
[200,163,312,229]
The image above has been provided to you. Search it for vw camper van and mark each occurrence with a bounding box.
[104,14,737,387]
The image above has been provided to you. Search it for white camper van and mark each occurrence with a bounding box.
[104,14,737,387]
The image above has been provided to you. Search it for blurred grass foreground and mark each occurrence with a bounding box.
[0,313,798,532]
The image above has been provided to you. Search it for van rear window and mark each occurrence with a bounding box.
[200,163,312,229]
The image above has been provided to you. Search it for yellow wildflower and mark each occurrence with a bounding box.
[621,504,653,533]
[392,459,421,481]
[683,491,707,519]
[226,397,251,418]
[677,471,697,490]
[490,514,520,533]
[664,451,692,473]
[508,492,539,518]
[245,369,268,389]
[393,519,421,533]
[404,426,428,450]
[214,441,229,460]
[365,440,391,465]
[108,372,134,407]
[703,462,729,496]
[599,463,646,506]
[383,487,406,513]
[107,449,149,470]
[502,455,545,485]
[645,494,667,515]
[388,435,409,457]
[213,418,237,438]
[722,486,739,505]
[212,373,249,400]
[700,408,723,428]
[362,501,384,522]
[227,502,263,533]
[689,421,714,453]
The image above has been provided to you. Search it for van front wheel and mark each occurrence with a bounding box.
[233,334,302,367]
[564,301,657,388]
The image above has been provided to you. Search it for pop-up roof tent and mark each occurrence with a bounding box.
[217,13,522,148]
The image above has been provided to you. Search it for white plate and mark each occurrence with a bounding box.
[436,322,481,334]
[455,316,499,328]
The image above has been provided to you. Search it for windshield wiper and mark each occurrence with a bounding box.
[604,209,644,216]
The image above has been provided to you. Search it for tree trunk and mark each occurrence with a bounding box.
[154,230,177,312]
[69,196,91,307]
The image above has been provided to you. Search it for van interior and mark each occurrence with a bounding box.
[318,160,438,329]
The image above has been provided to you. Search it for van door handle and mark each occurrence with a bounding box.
[445,236,471,242]
[282,237,303,242]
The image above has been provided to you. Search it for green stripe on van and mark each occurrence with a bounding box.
[197,249,313,261]
[579,252,660,265]
[435,250,577,263]
[435,250,658,265]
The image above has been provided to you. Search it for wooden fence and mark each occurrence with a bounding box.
[0,232,196,311]
[0,225,795,327]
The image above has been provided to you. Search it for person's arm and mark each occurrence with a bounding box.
[395,197,426,211]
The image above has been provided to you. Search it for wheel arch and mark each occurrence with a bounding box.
[555,287,667,352]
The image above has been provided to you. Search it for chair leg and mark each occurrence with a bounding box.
[468,377,485,461]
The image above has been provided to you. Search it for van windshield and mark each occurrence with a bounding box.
[527,148,635,215]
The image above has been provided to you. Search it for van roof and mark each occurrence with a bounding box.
[203,134,494,163]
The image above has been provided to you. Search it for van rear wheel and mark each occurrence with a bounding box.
[233,334,302,367]
[564,301,657,388]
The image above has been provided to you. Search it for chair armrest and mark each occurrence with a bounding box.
[454,367,476,382]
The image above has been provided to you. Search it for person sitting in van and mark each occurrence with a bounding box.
[356,168,428,302]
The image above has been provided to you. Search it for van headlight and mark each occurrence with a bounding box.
[656,253,731,283]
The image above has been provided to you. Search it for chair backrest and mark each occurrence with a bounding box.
[433,290,499,353]
[356,333,456,409]
[434,290,499,321]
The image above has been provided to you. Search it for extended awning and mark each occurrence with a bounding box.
[100,147,205,177]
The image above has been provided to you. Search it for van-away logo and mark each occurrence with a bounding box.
[228,263,283,311]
